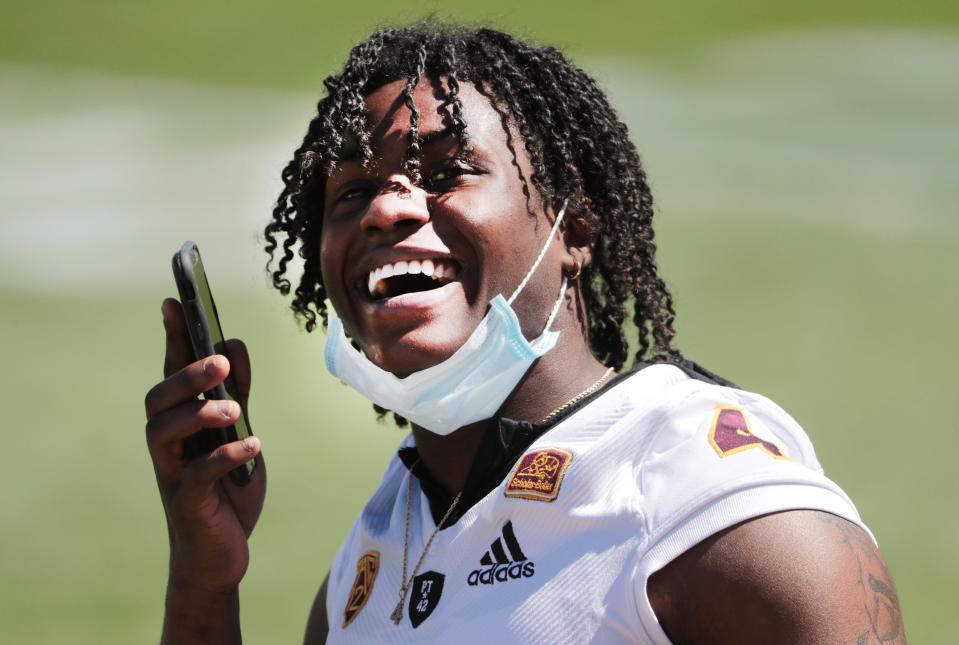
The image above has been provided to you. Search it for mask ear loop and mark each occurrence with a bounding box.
[542,276,568,332]
[507,199,569,306]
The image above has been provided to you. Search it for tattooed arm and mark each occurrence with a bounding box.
[648,510,905,645]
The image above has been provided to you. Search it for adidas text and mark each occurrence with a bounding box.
[467,562,535,586]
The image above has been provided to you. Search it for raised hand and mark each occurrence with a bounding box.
[145,298,267,644]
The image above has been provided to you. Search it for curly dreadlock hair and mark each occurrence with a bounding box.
[264,21,680,384]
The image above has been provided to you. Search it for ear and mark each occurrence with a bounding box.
[560,197,595,277]
[561,246,591,281]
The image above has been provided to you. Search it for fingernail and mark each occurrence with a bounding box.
[241,436,259,453]
[203,357,218,375]
[217,401,234,418]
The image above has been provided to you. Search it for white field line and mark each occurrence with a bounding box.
[0,68,313,293]
[0,28,956,293]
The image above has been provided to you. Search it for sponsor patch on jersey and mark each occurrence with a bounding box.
[408,570,444,628]
[468,520,535,586]
[342,551,379,629]
[504,447,573,502]
[708,405,787,460]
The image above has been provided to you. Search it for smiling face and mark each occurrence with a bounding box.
[320,77,570,376]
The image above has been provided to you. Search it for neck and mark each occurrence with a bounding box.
[410,318,608,497]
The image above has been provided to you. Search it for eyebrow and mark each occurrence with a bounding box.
[335,125,458,166]
[419,126,456,147]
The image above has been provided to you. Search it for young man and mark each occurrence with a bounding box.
[145,24,906,644]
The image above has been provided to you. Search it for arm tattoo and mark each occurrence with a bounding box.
[813,512,906,644]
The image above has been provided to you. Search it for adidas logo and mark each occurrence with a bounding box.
[467,521,535,586]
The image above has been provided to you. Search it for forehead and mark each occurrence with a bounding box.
[363,77,505,152]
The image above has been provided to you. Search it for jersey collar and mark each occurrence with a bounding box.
[398,367,634,527]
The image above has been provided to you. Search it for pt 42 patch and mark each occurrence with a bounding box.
[708,406,787,460]
[342,551,379,629]
[408,571,445,628]
[505,448,573,502]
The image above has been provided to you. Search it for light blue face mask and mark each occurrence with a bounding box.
[324,200,570,435]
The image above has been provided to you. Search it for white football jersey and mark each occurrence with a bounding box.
[325,364,871,644]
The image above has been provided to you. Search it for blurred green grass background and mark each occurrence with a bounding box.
[1,2,957,643]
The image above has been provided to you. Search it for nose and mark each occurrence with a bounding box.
[360,174,430,236]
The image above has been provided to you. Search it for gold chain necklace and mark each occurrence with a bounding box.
[539,367,615,424]
[390,463,462,625]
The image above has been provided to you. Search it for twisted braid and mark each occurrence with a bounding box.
[264,22,682,419]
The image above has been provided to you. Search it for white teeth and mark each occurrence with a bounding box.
[365,258,459,299]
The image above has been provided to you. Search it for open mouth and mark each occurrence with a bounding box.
[361,258,461,301]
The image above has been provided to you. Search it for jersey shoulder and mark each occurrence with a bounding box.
[631,362,823,471]
[620,363,870,575]
[590,361,820,470]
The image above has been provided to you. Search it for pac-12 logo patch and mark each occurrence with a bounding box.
[342,551,379,629]
[408,571,445,628]
[709,406,787,460]
[504,448,573,502]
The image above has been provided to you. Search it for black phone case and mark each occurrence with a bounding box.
[172,241,255,486]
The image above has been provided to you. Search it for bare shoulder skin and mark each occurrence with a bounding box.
[648,510,905,645]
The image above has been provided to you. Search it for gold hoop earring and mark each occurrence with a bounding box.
[565,260,582,281]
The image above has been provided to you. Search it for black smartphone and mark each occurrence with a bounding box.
[172,241,256,486]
